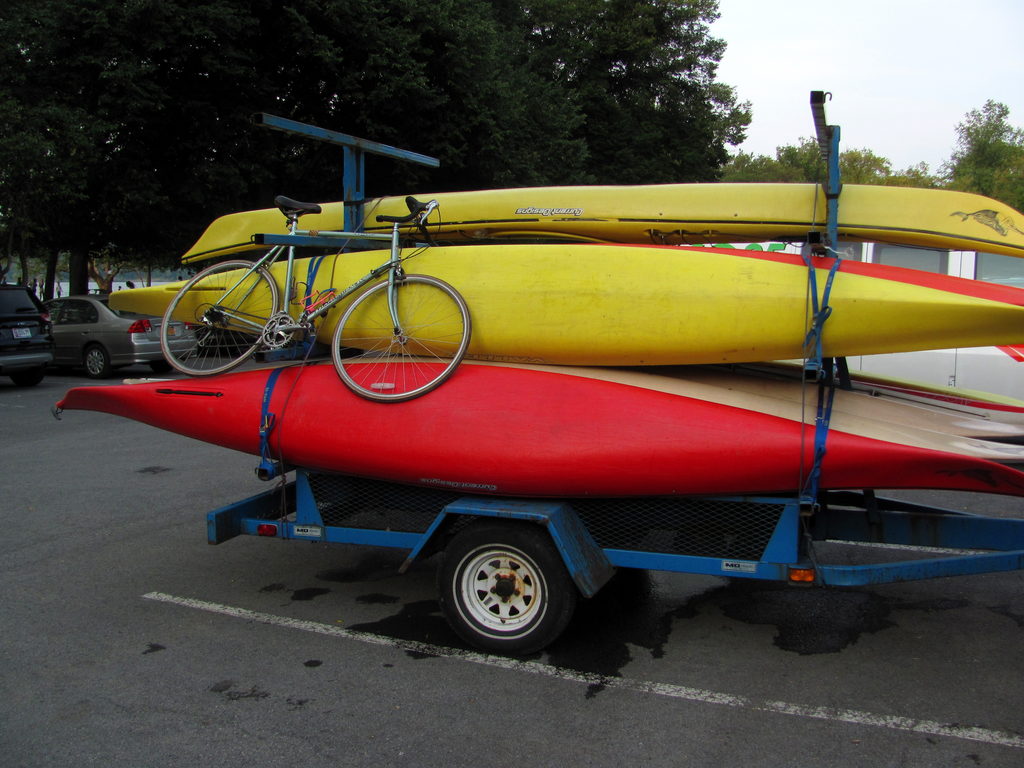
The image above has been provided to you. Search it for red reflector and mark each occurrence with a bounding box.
[789,567,816,583]
[256,523,278,537]
[127,318,153,333]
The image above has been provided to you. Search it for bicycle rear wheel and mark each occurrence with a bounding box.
[332,274,471,402]
[161,259,280,376]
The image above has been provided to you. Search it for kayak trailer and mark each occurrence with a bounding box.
[208,469,1024,654]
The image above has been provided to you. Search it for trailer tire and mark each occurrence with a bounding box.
[439,521,578,655]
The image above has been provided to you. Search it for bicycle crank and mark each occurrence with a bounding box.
[261,312,304,349]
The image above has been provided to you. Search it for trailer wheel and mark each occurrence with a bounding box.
[439,521,577,655]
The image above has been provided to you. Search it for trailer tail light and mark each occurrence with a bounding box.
[257,523,279,537]
[127,318,153,334]
[788,567,816,584]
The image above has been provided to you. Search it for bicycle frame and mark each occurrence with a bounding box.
[288,226,403,330]
[208,215,409,341]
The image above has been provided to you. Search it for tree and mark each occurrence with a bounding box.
[885,162,941,189]
[722,138,941,187]
[1,0,748,294]
[722,139,826,183]
[0,0,260,293]
[945,100,1024,211]
[517,0,750,184]
[0,0,97,294]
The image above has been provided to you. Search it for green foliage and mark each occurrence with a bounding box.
[721,139,825,183]
[518,0,750,183]
[0,0,749,282]
[945,100,1024,211]
[884,162,942,189]
[722,138,942,188]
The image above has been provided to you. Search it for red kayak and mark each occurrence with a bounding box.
[55,361,1024,498]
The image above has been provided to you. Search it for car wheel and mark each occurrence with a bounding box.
[148,359,172,374]
[9,367,46,387]
[438,521,578,654]
[84,344,112,379]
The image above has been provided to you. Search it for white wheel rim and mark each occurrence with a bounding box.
[456,545,547,636]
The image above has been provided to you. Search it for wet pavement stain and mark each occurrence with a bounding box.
[224,686,271,702]
[356,593,401,605]
[347,599,466,654]
[718,583,895,655]
[209,680,270,701]
[303,659,323,668]
[141,643,165,655]
[988,604,1024,628]
[136,465,171,474]
[895,597,970,612]
[405,649,439,660]
[316,556,1004,691]
[291,587,331,601]
[260,583,287,593]
[546,570,702,684]
[343,571,723,691]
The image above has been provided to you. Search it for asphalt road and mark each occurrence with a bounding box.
[3,366,1024,767]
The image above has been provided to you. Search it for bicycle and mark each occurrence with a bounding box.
[159,195,471,402]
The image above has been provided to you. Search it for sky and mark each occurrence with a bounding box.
[710,0,1024,171]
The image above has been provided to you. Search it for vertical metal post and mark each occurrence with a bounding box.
[825,124,841,249]
[342,145,365,231]
[810,91,841,250]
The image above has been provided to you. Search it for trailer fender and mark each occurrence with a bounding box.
[399,497,615,598]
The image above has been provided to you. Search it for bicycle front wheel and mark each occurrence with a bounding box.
[161,259,280,376]
[332,274,471,402]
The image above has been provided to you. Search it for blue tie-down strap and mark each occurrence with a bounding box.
[257,368,285,480]
[801,377,838,505]
[303,255,326,311]
[802,255,842,379]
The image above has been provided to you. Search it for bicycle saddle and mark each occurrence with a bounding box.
[274,195,323,218]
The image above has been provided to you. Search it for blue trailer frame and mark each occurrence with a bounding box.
[208,469,1024,595]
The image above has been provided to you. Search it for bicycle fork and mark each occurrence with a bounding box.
[385,222,406,341]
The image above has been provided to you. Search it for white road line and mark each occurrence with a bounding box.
[143,591,1023,749]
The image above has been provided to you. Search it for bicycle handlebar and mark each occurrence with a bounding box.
[376,196,437,224]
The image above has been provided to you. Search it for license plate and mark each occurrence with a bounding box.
[13,327,31,339]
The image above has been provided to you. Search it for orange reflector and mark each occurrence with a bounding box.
[788,567,816,583]
[256,523,279,537]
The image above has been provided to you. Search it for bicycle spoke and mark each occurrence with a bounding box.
[332,275,471,401]
[161,260,279,376]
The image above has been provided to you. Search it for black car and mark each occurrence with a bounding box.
[0,285,54,386]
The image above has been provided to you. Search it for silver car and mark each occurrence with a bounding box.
[45,295,194,378]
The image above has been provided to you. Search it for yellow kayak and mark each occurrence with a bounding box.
[181,184,1024,264]
[111,243,1024,366]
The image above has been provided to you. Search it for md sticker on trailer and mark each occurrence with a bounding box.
[721,560,757,574]
[293,525,323,539]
